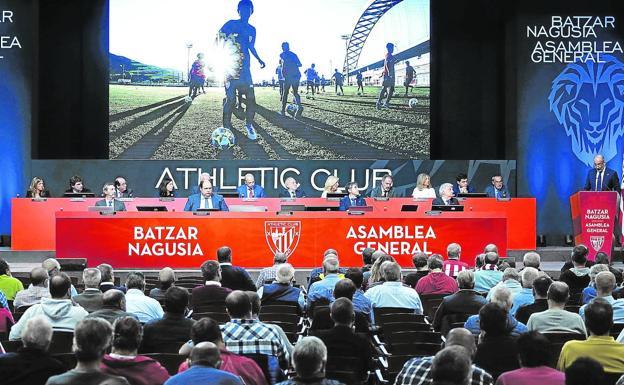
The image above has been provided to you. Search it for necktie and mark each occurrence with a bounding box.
[351,198,356,206]
[249,187,254,198]
[495,189,498,199]
[596,171,603,191]
[383,191,387,198]
[108,200,112,207]
[290,191,295,198]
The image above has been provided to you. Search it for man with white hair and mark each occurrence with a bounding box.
[510,267,540,316]
[583,154,620,191]
[486,268,522,302]
[279,177,307,198]
[522,251,541,270]
[275,336,339,385]
[149,267,176,301]
[579,271,624,322]
[237,173,265,198]
[41,258,78,297]
[443,243,469,277]
[256,252,288,289]
[364,261,423,314]
[258,263,305,310]
[582,264,610,304]
[0,316,65,384]
[432,183,459,206]
[308,256,342,307]
[72,268,103,313]
[464,286,527,336]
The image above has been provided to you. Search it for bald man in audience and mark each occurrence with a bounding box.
[579,271,624,322]
[510,267,540,316]
[395,328,494,385]
[86,289,138,325]
[72,268,103,313]
[365,262,423,314]
[474,252,503,293]
[308,248,346,288]
[149,267,176,301]
[256,252,288,289]
[13,267,50,308]
[526,281,586,335]
[464,286,527,337]
[307,256,343,307]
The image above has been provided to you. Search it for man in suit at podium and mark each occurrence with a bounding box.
[432,183,460,206]
[95,183,126,211]
[369,174,399,198]
[339,182,366,211]
[584,154,620,191]
[236,173,265,198]
[184,180,229,211]
[278,177,307,198]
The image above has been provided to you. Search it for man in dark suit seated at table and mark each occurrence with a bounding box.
[369,174,399,198]
[95,182,126,211]
[432,183,460,206]
[452,173,475,196]
[339,182,366,211]
[278,177,307,198]
[217,246,256,292]
[484,175,510,199]
[583,154,620,191]
[236,173,265,198]
[184,180,229,211]
[191,260,232,311]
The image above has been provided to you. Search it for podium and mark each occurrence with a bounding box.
[570,191,618,260]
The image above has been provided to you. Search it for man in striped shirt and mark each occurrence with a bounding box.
[443,243,469,278]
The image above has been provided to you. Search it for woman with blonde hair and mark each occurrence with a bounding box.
[412,173,436,198]
[26,177,50,198]
[321,175,340,198]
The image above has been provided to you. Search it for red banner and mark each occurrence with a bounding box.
[55,211,507,269]
[570,191,618,260]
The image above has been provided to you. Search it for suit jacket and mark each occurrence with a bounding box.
[484,185,510,198]
[584,167,620,191]
[141,313,196,353]
[95,199,126,211]
[236,184,265,198]
[115,189,133,198]
[452,184,475,196]
[369,186,400,198]
[100,283,126,293]
[0,347,65,385]
[431,197,460,206]
[432,289,487,335]
[339,195,367,211]
[278,188,307,198]
[315,325,374,376]
[220,264,256,291]
[191,284,232,310]
[184,193,229,211]
[72,289,104,313]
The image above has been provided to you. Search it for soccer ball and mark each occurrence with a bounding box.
[357,92,361,96]
[408,98,418,108]
[184,96,193,103]
[286,103,297,117]
[210,127,236,149]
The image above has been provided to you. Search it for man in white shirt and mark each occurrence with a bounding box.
[124,272,164,323]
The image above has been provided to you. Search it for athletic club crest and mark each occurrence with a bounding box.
[590,235,605,252]
[264,221,301,257]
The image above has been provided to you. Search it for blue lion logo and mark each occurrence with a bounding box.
[548,55,624,167]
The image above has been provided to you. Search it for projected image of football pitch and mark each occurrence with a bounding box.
[109,84,429,160]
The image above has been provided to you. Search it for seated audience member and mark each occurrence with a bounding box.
[45,318,130,385]
[559,245,591,299]
[369,174,397,198]
[565,357,606,385]
[98,263,126,293]
[475,253,486,269]
[452,173,476,195]
[415,254,459,295]
[221,291,289,371]
[395,327,494,385]
[496,331,565,385]
[142,287,195,353]
[42,258,78,297]
[412,172,436,199]
[0,316,65,385]
[527,281,586,335]
[191,260,232,310]
[124,272,164,323]
[158,177,176,198]
[114,176,133,198]
[432,183,460,206]
[258,263,305,310]
[560,245,593,272]
[364,262,423,314]
[256,252,288,289]
[217,246,256,291]
[26,177,52,198]
[595,252,623,285]
[344,268,372,316]
[515,275,552,325]
[314,298,374,380]
[95,182,127,211]
[579,271,624,322]
[484,174,510,199]
[237,173,266,198]
[474,252,504,293]
[184,180,229,211]
[64,174,92,195]
[484,244,498,253]
[87,289,138,325]
[246,291,294,359]
[443,243,469,277]
[511,267,540,316]
[177,318,267,385]
[360,247,375,273]
[321,175,340,198]
[149,267,176,301]
[362,249,382,285]
[487,268,522,302]
[310,279,370,332]
[168,342,244,385]
[582,264,610,304]
[10,273,88,340]
[338,182,366,211]
[433,270,487,336]
[13,267,50,308]
[403,252,429,288]
[365,253,395,289]
[279,176,307,198]
[308,256,343,307]
[100,316,170,385]
[0,258,24,300]
[521,251,541,270]
[465,286,527,337]
[474,303,521,381]
[308,249,347,288]
[558,299,624,374]
[431,346,472,385]
[72,268,104,313]
[275,336,342,385]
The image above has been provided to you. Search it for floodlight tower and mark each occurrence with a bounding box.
[340,34,351,85]
[186,43,193,82]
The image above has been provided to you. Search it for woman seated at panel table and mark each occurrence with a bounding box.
[412,173,436,199]
[158,177,176,198]
[321,175,340,198]
[26,177,52,198]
